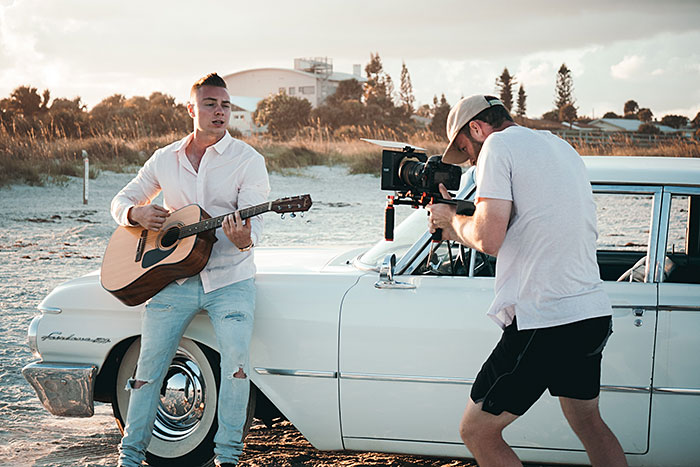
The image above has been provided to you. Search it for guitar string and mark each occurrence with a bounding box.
[177,197,309,239]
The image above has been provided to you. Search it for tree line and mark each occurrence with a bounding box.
[3,54,699,143]
[494,63,700,136]
[0,86,191,140]
[254,53,439,138]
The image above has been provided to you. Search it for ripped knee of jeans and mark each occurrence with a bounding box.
[228,367,247,380]
[125,378,152,391]
[223,311,246,322]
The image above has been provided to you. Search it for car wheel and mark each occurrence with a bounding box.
[112,337,256,467]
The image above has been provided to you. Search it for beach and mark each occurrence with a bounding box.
[0,167,484,466]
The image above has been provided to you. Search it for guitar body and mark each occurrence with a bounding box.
[101,194,312,306]
[101,204,217,306]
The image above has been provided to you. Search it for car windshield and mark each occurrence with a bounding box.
[356,209,428,269]
[357,167,476,269]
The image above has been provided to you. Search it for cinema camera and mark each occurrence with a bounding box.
[361,138,475,242]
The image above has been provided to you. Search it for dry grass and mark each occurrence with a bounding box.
[0,131,182,186]
[1,123,697,187]
[247,138,446,175]
[244,125,446,175]
[574,139,700,158]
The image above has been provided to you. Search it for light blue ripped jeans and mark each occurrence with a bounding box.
[118,276,255,467]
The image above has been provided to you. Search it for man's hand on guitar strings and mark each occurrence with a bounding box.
[129,204,170,231]
[223,210,253,250]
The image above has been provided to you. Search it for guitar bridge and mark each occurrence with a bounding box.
[135,230,148,262]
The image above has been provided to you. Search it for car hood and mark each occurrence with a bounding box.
[253,246,367,274]
[38,246,370,312]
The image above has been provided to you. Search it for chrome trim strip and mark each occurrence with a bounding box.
[593,185,663,194]
[343,435,465,446]
[341,373,656,394]
[663,186,700,196]
[27,315,41,359]
[341,372,475,385]
[38,305,61,314]
[658,306,700,312]
[648,188,664,283]
[611,305,656,310]
[254,369,692,396]
[254,368,337,378]
[653,387,700,396]
[655,190,671,282]
[600,385,651,394]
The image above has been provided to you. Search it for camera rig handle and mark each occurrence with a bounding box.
[384,192,475,241]
[427,198,476,242]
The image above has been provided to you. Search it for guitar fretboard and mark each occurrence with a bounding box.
[178,202,271,239]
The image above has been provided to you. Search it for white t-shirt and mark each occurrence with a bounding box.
[475,126,612,330]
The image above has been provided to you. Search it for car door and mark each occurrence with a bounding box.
[339,241,499,451]
[339,185,660,455]
[653,187,700,459]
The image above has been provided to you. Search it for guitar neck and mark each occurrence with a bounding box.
[178,202,271,239]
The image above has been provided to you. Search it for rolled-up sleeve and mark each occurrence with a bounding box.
[237,152,271,246]
[110,152,162,226]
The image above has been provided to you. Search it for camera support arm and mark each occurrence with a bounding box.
[384,192,475,241]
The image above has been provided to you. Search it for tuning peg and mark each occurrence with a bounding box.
[290,213,296,218]
[281,213,285,220]
[300,212,304,218]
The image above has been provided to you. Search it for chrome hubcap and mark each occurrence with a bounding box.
[153,348,207,442]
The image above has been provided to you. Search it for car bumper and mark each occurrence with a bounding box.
[22,362,97,417]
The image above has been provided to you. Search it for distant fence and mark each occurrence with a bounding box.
[551,130,694,148]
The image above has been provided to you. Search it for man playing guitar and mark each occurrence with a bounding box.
[111,73,270,467]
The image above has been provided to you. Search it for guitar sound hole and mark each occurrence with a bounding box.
[161,227,180,248]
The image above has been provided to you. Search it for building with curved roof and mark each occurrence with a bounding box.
[222,57,365,109]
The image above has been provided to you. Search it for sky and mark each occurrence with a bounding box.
[1,0,699,120]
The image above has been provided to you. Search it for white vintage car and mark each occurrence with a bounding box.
[23,156,700,466]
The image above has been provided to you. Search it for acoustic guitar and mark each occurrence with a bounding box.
[101,194,312,306]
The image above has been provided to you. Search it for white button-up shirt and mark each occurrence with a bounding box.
[111,131,270,293]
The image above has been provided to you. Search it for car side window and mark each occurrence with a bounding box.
[594,192,654,282]
[663,194,700,284]
[412,191,657,282]
[412,241,496,277]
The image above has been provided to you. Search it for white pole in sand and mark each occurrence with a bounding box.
[82,150,89,205]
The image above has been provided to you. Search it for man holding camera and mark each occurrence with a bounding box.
[427,95,627,467]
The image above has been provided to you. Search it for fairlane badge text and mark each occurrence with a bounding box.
[41,332,111,344]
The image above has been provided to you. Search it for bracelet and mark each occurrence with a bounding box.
[238,242,254,252]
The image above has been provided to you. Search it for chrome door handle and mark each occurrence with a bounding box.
[633,308,644,327]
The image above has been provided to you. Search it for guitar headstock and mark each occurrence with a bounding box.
[271,194,313,214]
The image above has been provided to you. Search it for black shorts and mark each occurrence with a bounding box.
[470,315,613,416]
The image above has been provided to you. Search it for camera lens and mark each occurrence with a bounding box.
[398,158,426,190]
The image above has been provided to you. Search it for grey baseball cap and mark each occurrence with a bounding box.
[442,95,505,165]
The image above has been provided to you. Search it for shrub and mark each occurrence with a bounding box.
[254,92,312,138]
[637,123,661,135]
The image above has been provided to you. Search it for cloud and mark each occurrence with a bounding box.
[662,105,700,120]
[1,0,699,116]
[611,55,646,80]
[516,61,554,87]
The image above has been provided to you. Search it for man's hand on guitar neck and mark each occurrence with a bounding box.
[128,204,170,231]
[223,210,253,251]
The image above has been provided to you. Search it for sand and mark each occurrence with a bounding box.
[1,168,480,466]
